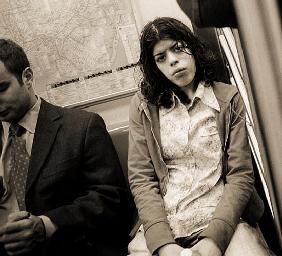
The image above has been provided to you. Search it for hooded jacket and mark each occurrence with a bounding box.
[128,82,264,254]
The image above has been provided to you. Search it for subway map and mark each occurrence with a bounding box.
[0,0,140,106]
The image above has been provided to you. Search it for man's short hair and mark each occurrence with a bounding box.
[0,39,30,84]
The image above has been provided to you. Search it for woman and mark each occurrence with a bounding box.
[128,17,270,256]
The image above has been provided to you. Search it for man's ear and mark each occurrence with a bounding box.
[22,67,33,88]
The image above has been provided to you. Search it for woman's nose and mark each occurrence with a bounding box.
[170,60,178,66]
[168,53,178,66]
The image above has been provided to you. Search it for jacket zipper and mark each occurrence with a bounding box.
[223,103,232,152]
[222,103,231,177]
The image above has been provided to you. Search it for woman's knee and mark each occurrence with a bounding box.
[225,222,272,256]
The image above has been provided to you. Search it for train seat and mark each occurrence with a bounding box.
[109,125,130,183]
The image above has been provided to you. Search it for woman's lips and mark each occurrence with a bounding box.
[173,68,186,76]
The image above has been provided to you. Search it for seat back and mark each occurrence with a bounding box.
[109,125,129,182]
[109,125,140,239]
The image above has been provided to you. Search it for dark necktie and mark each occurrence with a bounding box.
[9,123,29,211]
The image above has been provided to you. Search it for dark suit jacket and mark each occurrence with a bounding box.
[19,100,133,256]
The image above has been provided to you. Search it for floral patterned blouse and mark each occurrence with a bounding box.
[159,82,224,239]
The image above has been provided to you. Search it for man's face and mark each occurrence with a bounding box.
[0,61,32,122]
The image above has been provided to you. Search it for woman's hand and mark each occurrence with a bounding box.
[158,243,183,256]
[158,243,203,256]
[191,238,222,256]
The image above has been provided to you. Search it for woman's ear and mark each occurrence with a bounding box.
[22,67,33,88]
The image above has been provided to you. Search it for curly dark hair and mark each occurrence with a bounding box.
[139,17,217,108]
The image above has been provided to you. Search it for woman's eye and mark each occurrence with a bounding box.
[156,55,165,63]
[173,42,185,52]
[0,82,9,92]
[174,46,182,52]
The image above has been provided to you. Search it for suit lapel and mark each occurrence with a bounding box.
[26,100,62,193]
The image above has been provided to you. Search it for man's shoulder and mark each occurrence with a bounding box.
[41,99,95,119]
[40,99,102,128]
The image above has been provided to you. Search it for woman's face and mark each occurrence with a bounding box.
[153,39,196,89]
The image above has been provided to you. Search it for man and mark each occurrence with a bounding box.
[0,39,133,256]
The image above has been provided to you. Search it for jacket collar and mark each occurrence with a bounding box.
[135,82,238,154]
[17,96,41,134]
[137,82,238,114]
[213,82,237,104]
[161,82,221,115]
[26,99,62,193]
